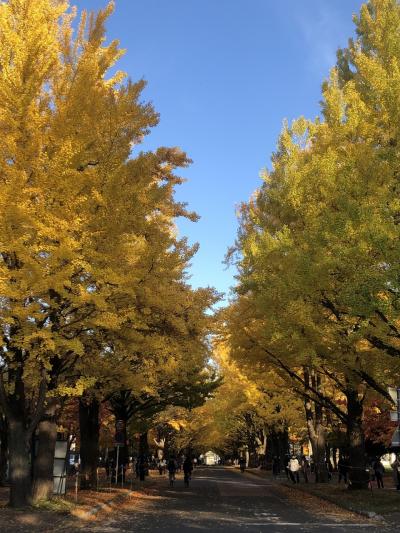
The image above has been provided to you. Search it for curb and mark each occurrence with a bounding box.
[83,489,133,518]
[281,482,386,523]
[235,469,387,524]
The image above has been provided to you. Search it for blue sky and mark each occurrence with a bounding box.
[76,0,364,302]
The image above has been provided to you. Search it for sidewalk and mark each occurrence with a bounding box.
[243,467,400,524]
[0,475,161,532]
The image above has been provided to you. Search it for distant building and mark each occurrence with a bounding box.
[203,450,220,465]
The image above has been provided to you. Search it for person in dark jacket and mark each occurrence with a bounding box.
[137,455,147,482]
[338,455,349,484]
[167,457,177,486]
[183,456,193,486]
[373,458,385,488]
[272,456,280,478]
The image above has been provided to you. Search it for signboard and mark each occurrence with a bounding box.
[389,387,398,404]
[53,440,68,495]
[302,444,310,456]
[392,428,400,447]
[115,419,126,447]
[390,387,400,447]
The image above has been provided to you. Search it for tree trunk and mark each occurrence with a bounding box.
[0,415,8,486]
[346,387,368,490]
[8,419,32,507]
[304,368,329,483]
[139,431,149,456]
[114,418,129,483]
[332,447,338,471]
[79,397,100,490]
[247,435,258,467]
[154,429,166,460]
[32,400,59,502]
[0,352,47,507]
[307,413,328,483]
[266,429,286,470]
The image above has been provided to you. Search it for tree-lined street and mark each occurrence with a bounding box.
[2,0,400,529]
[76,467,390,532]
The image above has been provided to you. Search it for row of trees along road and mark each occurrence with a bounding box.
[0,0,219,507]
[222,0,400,489]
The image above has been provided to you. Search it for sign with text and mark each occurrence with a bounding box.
[115,419,126,447]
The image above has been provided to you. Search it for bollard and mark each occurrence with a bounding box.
[115,446,120,489]
[75,471,79,502]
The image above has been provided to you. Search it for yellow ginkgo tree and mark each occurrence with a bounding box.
[227,0,400,489]
[0,0,213,507]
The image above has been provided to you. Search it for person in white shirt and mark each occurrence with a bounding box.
[288,456,300,483]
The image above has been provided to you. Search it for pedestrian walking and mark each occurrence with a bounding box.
[137,455,146,482]
[284,453,290,480]
[183,456,193,487]
[326,458,333,481]
[288,456,300,483]
[167,457,177,486]
[373,458,385,489]
[391,455,400,490]
[301,455,310,483]
[338,455,349,484]
[272,456,280,478]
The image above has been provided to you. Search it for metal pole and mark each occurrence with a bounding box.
[75,471,79,502]
[130,463,133,490]
[121,464,124,489]
[115,445,120,487]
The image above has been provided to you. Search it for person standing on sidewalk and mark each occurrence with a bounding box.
[373,458,385,489]
[288,456,300,484]
[338,455,349,484]
[391,454,400,490]
[137,455,147,482]
[167,457,177,486]
[272,456,280,478]
[300,455,310,483]
[284,453,290,480]
[183,456,193,487]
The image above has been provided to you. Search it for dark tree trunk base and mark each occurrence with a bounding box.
[0,416,8,487]
[32,411,58,502]
[79,397,100,490]
[8,420,32,508]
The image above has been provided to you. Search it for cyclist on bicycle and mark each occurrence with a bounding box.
[167,457,177,486]
[183,456,193,487]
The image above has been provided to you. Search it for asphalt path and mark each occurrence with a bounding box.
[82,466,395,533]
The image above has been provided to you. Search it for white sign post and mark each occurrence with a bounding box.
[53,440,68,495]
[389,387,400,447]
[114,420,126,484]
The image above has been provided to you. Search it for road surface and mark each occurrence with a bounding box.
[81,466,394,532]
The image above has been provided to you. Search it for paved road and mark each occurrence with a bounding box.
[82,466,394,532]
